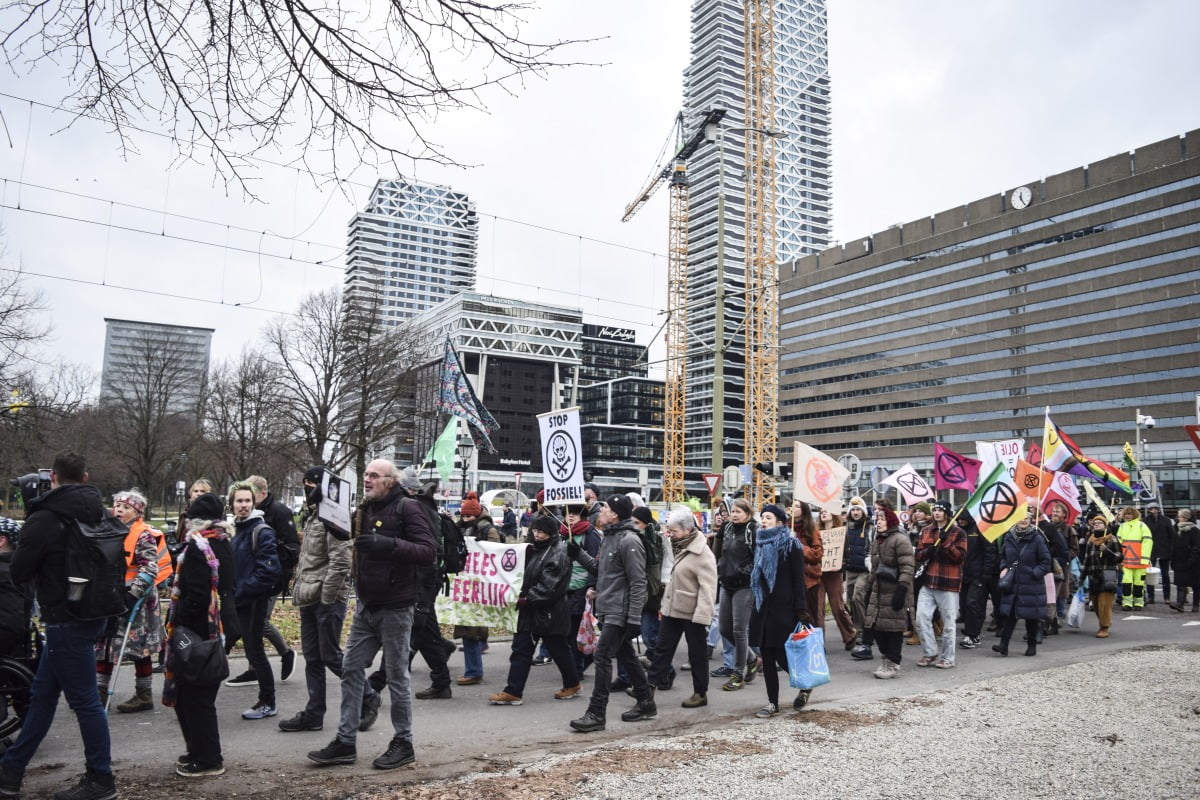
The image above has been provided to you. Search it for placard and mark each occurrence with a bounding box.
[317,471,350,536]
[435,538,528,629]
[537,407,583,505]
[820,526,846,572]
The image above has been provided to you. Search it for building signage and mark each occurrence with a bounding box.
[584,323,636,343]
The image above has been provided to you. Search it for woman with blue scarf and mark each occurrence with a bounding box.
[748,503,809,718]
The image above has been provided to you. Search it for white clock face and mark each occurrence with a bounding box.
[1011,186,1032,209]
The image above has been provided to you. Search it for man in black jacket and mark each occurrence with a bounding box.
[0,452,118,800]
[1143,501,1175,604]
[958,510,996,649]
[308,459,436,771]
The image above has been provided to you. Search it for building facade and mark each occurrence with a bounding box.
[344,178,478,323]
[99,318,214,416]
[779,129,1200,507]
[579,324,645,385]
[681,0,831,473]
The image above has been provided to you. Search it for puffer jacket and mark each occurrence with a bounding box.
[231,510,281,603]
[575,518,646,626]
[661,533,718,626]
[997,526,1052,620]
[291,508,353,608]
[864,527,915,632]
[844,512,871,572]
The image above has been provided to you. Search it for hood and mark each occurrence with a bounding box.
[28,484,105,525]
[234,509,266,529]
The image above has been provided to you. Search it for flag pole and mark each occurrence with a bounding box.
[1035,406,1051,520]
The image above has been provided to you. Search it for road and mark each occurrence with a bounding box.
[17,607,1200,799]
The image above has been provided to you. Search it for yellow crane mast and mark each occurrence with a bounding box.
[623,108,726,504]
[743,0,779,506]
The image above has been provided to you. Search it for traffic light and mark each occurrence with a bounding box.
[754,462,793,479]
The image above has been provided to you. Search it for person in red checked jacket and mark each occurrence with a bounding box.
[913,501,967,669]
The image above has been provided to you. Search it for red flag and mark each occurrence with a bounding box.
[1027,444,1043,468]
[933,443,982,491]
[1043,472,1082,525]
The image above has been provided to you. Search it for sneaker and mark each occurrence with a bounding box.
[307,738,357,766]
[280,650,296,682]
[241,701,277,720]
[754,702,779,718]
[793,690,811,710]
[372,737,415,770]
[915,655,938,667]
[175,754,191,767]
[681,693,707,708]
[359,693,381,732]
[176,762,226,778]
[849,644,873,661]
[960,636,981,649]
[51,771,116,800]
[488,691,523,705]
[722,673,744,691]
[456,675,482,686]
[710,665,735,678]
[0,765,21,799]
[680,661,692,671]
[415,685,452,700]
[934,659,955,670]
[873,660,899,680]
[554,684,582,700]
[743,657,762,684]
[225,669,258,687]
[278,712,323,732]
[532,655,552,666]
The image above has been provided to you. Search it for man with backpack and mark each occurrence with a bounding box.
[613,505,673,691]
[0,452,120,800]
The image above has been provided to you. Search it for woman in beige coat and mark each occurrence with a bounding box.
[647,509,718,709]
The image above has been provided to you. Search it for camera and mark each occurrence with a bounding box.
[9,470,51,508]
[1145,417,1156,429]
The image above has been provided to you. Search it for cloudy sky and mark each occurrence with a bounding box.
[1,0,1198,387]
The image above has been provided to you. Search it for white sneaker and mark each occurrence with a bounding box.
[873,660,899,680]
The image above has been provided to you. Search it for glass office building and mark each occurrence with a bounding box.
[779,129,1200,507]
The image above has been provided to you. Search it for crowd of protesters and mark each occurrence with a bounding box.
[0,450,1197,799]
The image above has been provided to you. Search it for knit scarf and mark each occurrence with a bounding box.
[751,525,796,610]
[161,525,224,708]
[671,530,699,557]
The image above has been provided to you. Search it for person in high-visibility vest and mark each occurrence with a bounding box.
[1117,507,1153,610]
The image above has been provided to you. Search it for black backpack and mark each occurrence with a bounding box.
[439,513,468,575]
[639,522,664,605]
[60,512,130,621]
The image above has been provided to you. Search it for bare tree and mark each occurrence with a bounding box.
[0,1,588,186]
[0,268,50,390]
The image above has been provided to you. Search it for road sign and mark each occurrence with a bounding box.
[838,454,861,487]
[869,466,891,493]
[702,473,721,496]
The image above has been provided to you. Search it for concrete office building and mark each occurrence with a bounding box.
[99,319,214,416]
[779,129,1200,506]
[344,178,478,323]
[682,0,832,472]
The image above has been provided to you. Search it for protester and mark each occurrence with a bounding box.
[1143,501,1174,604]
[816,508,856,651]
[245,475,299,682]
[558,504,601,677]
[711,498,758,691]
[1169,509,1198,613]
[993,511,1052,657]
[164,492,237,778]
[98,489,169,713]
[864,505,914,679]
[0,519,31,660]
[454,492,500,685]
[647,509,717,709]
[307,459,435,770]
[958,509,995,650]
[844,497,875,660]
[913,501,966,669]
[489,515,579,705]
[1037,501,1072,634]
[1116,507,1153,610]
[228,482,282,720]
[749,503,807,717]
[174,479,214,549]
[0,452,119,800]
[789,500,823,652]
[1081,513,1122,638]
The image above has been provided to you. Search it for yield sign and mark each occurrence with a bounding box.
[1186,425,1200,454]
[702,473,722,496]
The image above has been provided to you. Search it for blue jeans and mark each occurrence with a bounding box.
[1,619,111,777]
[916,589,960,664]
[461,636,484,679]
[337,604,412,744]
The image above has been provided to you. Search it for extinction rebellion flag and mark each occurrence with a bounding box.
[962,462,1028,543]
[933,443,982,491]
[435,337,501,454]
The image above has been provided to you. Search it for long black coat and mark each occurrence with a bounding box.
[998,528,1052,620]
[516,539,572,637]
[748,542,807,650]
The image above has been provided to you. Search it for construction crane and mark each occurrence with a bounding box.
[623,107,726,504]
[743,0,779,506]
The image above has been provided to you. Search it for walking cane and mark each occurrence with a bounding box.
[105,590,151,713]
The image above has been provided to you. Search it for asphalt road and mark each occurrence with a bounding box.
[17,605,1200,799]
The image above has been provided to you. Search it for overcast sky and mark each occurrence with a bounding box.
[1,0,1198,389]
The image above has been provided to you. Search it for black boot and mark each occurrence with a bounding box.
[1025,640,1037,656]
[569,710,606,733]
[992,638,1009,656]
[621,688,657,722]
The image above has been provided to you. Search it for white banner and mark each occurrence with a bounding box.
[435,538,528,629]
[792,441,850,514]
[537,407,584,505]
[976,438,1024,481]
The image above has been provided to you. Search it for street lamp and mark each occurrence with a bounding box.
[457,439,474,500]
[1135,409,1156,502]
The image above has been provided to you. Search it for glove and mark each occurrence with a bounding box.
[625,623,642,641]
[355,533,395,556]
[566,540,581,559]
[890,583,908,611]
[516,597,528,609]
[938,527,950,541]
[123,592,138,613]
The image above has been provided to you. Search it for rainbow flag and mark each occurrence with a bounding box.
[962,463,1028,543]
[1042,412,1132,495]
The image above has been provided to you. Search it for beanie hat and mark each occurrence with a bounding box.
[187,492,226,522]
[912,502,932,515]
[631,506,655,525]
[604,494,633,520]
[530,515,559,536]
[848,496,867,510]
[584,482,600,498]
[760,504,788,526]
[398,466,422,491]
[460,492,483,517]
[933,500,953,517]
[304,465,325,486]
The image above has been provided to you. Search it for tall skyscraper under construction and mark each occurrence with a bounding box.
[682,0,831,471]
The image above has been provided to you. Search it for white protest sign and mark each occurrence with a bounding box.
[820,526,846,572]
[976,438,1024,481]
[317,471,351,537]
[435,538,528,629]
[538,407,584,505]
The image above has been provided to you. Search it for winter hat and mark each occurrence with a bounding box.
[530,515,559,536]
[912,502,932,515]
[760,504,788,526]
[398,466,422,492]
[626,492,647,508]
[848,496,867,510]
[631,506,655,525]
[304,465,325,486]
[603,494,633,520]
[933,500,953,517]
[536,489,546,504]
[460,492,483,517]
[187,492,226,522]
[584,482,600,498]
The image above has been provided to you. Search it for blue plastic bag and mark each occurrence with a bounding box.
[785,623,830,690]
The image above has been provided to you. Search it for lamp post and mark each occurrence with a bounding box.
[457,439,474,501]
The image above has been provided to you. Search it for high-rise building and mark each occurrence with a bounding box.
[778,129,1200,507]
[344,178,478,323]
[579,324,646,385]
[681,0,831,471]
[99,319,214,415]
